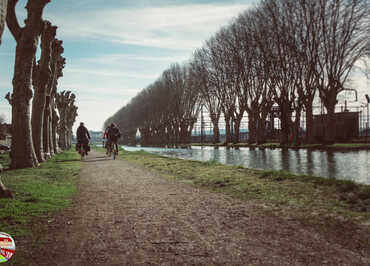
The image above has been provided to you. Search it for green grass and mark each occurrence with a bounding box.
[260,143,280,148]
[0,151,80,237]
[329,143,370,148]
[192,143,223,146]
[115,149,370,221]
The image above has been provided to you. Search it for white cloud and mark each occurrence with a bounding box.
[65,67,158,80]
[46,3,251,51]
[83,53,189,65]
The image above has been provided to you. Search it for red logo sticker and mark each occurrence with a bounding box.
[0,232,15,263]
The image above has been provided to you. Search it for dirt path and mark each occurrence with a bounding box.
[31,150,369,265]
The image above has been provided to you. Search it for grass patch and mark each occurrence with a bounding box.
[0,150,80,264]
[329,143,370,148]
[116,149,370,221]
[0,152,11,169]
[260,143,280,148]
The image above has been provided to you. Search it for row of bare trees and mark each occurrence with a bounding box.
[1,0,78,169]
[105,63,201,146]
[106,0,370,146]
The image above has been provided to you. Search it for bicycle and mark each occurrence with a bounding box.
[77,143,87,160]
[106,140,118,160]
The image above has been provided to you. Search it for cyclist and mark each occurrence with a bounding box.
[76,122,91,155]
[104,123,121,155]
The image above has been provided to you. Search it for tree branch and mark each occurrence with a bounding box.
[6,0,21,42]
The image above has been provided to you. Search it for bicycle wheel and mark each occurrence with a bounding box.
[113,146,117,160]
[107,144,111,157]
[80,146,85,160]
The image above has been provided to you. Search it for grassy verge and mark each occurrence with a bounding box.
[0,151,80,264]
[193,142,370,150]
[329,143,370,148]
[115,149,370,221]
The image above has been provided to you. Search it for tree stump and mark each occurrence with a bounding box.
[0,164,13,198]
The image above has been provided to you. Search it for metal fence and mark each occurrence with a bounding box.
[192,104,370,141]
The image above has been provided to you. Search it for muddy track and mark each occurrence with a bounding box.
[30,150,369,265]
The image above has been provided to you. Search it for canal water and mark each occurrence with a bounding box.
[123,146,370,185]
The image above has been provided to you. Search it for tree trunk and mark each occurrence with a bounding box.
[247,111,256,144]
[58,107,66,149]
[159,127,166,144]
[6,0,50,168]
[43,96,51,159]
[49,107,54,156]
[211,118,220,144]
[233,118,241,144]
[325,103,336,144]
[10,41,39,168]
[179,123,187,144]
[174,124,180,147]
[31,92,46,162]
[257,117,266,145]
[279,103,290,145]
[305,103,314,144]
[67,129,72,149]
[58,127,66,149]
[224,115,231,144]
[52,107,58,154]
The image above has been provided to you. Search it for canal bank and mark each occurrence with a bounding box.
[124,145,370,185]
[118,148,370,219]
[193,142,370,151]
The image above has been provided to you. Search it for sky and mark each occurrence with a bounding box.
[0,0,256,132]
[0,0,369,133]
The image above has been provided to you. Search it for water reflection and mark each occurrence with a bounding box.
[123,146,370,185]
[327,152,337,179]
[306,151,314,176]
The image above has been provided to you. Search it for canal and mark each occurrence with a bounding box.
[123,146,370,185]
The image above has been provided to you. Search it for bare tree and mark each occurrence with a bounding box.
[6,0,51,168]
[215,27,248,144]
[315,0,370,143]
[31,21,57,162]
[191,49,222,143]
[56,90,74,150]
[180,64,201,144]
[290,0,322,143]
[43,39,64,157]
[65,103,77,149]
[256,0,301,145]
[205,33,239,145]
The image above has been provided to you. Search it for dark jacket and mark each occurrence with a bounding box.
[106,126,121,141]
[76,125,90,142]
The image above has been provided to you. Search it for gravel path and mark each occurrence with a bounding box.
[31,150,369,265]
